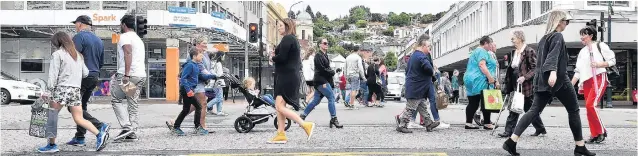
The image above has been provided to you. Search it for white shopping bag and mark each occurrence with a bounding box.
[509,83,525,114]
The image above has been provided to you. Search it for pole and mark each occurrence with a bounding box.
[599,12,605,109]
[259,17,263,92]
[605,2,613,108]
[244,7,249,78]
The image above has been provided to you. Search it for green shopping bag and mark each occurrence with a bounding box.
[482,83,503,112]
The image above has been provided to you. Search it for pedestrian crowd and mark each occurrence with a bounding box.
[34,10,614,156]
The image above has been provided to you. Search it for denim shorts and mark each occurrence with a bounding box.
[347,76,361,90]
[194,84,206,93]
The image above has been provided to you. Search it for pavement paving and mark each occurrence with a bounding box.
[2,100,637,155]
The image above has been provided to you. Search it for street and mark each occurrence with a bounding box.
[1,100,637,155]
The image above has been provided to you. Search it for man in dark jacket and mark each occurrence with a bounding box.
[66,15,108,145]
[300,38,343,129]
[396,34,440,133]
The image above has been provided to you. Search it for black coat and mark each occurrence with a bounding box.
[366,63,380,85]
[313,51,335,87]
[272,34,301,109]
[533,32,569,93]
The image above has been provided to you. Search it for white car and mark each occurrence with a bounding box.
[386,72,405,101]
[0,77,41,104]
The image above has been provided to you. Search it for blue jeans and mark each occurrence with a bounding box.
[302,83,336,117]
[411,84,440,121]
[360,82,369,105]
[206,87,224,113]
[262,94,275,106]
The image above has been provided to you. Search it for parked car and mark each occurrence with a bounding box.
[386,72,405,101]
[0,77,41,104]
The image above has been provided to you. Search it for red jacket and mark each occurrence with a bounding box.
[339,74,346,90]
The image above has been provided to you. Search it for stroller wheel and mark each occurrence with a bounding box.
[234,116,254,133]
[273,116,292,131]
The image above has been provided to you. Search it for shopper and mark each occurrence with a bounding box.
[396,34,441,133]
[207,51,228,116]
[463,36,499,130]
[571,26,616,144]
[333,68,343,103]
[503,10,595,156]
[268,18,315,144]
[302,47,316,105]
[172,50,217,136]
[366,58,383,107]
[345,46,368,109]
[66,15,108,146]
[38,32,110,153]
[498,29,546,138]
[300,38,343,128]
[451,70,460,104]
[111,15,147,141]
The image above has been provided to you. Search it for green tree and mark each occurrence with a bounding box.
[349,5,371,17]
[370,13,385,22]
[387,12,411,26]
[355,20,368,28]
[420,13,435,24]
[350,32,365,42]
[382,26,395,36]
[349,7,368,24]
[305,5,316,21]
[384,51,398,71]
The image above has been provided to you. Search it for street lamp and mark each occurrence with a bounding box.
[289,1,303,13]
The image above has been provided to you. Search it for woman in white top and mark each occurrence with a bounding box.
[571,26,616,144]
[301,48,316,105]
[38,32,109,153]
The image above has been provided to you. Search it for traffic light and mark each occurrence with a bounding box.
[249,23,258,43]
[136,16,148,38]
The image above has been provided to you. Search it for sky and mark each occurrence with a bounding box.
[276,0,458,20]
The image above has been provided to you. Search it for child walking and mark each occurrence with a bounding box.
[172,50,217,136]
[39,32,110,153]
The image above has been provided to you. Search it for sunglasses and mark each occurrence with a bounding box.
[321,42,328,45]
[561,19,570,25]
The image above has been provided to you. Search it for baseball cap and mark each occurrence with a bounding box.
[71,15,93,26]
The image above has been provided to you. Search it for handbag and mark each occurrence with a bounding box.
[29,98,49,138]
[482,82,503,112]
[509,83,525,114]
[596,42,619,75]
[436,90,449,110]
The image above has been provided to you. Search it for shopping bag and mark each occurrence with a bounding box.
[29,98,49,138]
[482,84,503,112]
[509,84,525,114]
[436,91,449,110]
[120,81,138,97]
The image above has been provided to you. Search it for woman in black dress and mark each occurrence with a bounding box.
[268,18,315,144]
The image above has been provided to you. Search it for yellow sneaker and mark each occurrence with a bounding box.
[267,132,288,144]
[301,122,316,140]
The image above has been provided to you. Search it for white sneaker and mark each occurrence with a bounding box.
[408,122,425,129]
[436,122,450,129]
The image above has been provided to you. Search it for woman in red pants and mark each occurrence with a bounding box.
[571,26,616,144]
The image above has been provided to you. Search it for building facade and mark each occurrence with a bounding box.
[295,11,314,42]
[1,1,268,100]
[431,1,637,101]
[266,2,287,48]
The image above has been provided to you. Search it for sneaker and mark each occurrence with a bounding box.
[165,121,174,131]
[113,130,133,141]
[437,122,450,129]
[37,144,59,153]
[66,137,86,146]
[396,127,413,133]
[95,131,109,151]
[216,112,229,116]
[172,128,186,136]
[195,127,209,135]
[124,133,139,142]
[301,122,316,140]
[408,122,425,129]
[267,132,288,144]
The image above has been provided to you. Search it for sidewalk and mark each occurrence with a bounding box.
[2,101,636,131]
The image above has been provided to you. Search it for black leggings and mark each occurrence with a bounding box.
[466,93,492,124]
[367,83,383,102]
[451,90,459,103]
[513,84,583,141]
[174,87,202,129]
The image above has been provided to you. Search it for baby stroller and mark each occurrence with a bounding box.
[225,74,294,133]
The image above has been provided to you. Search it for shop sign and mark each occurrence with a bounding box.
[211,11,226,19]
[167,6,197,27]
[0,10,126,26]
